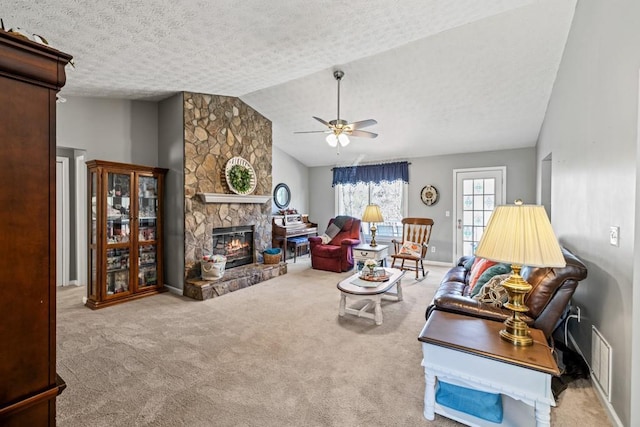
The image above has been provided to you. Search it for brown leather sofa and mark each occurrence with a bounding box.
[426,247,588,338]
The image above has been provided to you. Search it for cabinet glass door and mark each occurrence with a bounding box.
[106,172,132,296]
[137,175,159,288]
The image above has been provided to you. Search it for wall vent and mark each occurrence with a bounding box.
[591,326,612,401]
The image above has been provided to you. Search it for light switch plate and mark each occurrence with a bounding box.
[609,226,619,247]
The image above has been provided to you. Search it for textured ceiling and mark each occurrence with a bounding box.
[3,0,576,167]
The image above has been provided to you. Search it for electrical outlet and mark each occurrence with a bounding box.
[610,226,619,246]
[431,246,436,253]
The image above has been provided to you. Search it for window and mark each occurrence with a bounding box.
[332,161,410,241]
[335,180,407,240]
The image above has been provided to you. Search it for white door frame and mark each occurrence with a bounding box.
[75,150,87,286]
[452,166,506,263]
[56,156,70,286]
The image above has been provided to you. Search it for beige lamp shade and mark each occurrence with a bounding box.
[362,204,384,223]
[475,203,565,268]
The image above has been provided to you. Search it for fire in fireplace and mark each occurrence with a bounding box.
[212,225,254,269]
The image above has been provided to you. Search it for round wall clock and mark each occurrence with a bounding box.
[420,185,439,206]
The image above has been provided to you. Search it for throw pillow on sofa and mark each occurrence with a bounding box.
[463,256,476,271]
[467,258,497,293]
[469,263,512,297]
[473,273,511,307]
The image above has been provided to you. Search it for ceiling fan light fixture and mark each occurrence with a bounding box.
[326,133,338,147]
[338,133,350,147]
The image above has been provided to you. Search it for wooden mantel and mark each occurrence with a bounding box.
[197,193,271,204]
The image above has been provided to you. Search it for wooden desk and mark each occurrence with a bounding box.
[418,311,559,427]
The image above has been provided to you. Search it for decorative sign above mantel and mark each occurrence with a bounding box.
[197,193,271,204]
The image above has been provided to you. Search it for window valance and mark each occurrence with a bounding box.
[332,161,409,187]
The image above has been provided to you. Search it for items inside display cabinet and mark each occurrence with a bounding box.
[139,245,157,286]
[107,173,132,243]
[106,248,130,295]
[139,176,157,198]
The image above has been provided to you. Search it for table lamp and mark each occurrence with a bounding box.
[362,204,384,247]
[474,200,566,346]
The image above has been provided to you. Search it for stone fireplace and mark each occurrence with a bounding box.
[174,92,286,300]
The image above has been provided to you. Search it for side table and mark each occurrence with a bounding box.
[353,243,389,270]
[418,311,559,427]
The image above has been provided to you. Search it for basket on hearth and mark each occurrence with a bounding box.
[263,248,281,265]
[201,254,227,280]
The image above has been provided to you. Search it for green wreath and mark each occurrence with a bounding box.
[229,164,252,193]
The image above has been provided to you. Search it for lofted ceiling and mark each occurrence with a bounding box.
[3,0,576,167]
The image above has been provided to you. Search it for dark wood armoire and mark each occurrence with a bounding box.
[0,30,72,425]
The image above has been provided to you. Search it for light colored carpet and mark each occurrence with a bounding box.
[56,260,611,426]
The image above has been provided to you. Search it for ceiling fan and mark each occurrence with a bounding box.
[295,70,378,149]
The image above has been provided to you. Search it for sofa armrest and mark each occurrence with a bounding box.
[340,238,360,247]
[429,285,534,326]
[309,236,323,250]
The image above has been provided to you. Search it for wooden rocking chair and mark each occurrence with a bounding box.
[390,218,434,279]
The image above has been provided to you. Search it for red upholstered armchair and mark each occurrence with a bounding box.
[309,217,361,272]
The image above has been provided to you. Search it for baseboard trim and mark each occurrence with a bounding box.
[568,332,623,427]
[69,280,79,286]
[163,284,183,296]
[424,260,455,267]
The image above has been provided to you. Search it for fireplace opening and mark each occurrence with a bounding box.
[212,225,254,269]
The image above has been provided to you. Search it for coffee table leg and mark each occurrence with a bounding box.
[424,369,436,420]
[374,297,383,325]
[396,280,403,301]
[339,293,346,317]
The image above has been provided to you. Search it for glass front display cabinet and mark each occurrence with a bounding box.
[86,160,168,309]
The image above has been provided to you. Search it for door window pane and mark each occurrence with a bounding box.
[461,177,497,256]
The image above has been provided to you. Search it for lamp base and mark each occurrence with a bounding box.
[499,316,533,346]
[500,265,534,347]
[370,225,377,247]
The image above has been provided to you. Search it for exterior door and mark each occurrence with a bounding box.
[453,167,506,260]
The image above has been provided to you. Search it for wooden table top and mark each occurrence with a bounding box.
[337,268,404,295]
[419,311,560,376]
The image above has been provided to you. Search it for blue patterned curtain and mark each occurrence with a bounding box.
[332,161,409,187]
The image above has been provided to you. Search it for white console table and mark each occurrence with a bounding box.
[418,311,560,427]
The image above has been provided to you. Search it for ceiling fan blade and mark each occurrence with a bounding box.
[313,116,331,127]
[293,130,329,134]
[349,130,378,138]
[348,119,377,130]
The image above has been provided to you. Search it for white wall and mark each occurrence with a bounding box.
[158,93,185,290]
[309,147,536,263]
[272,146,309,214]
[536,1,640,424]
[57,96,158,166]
